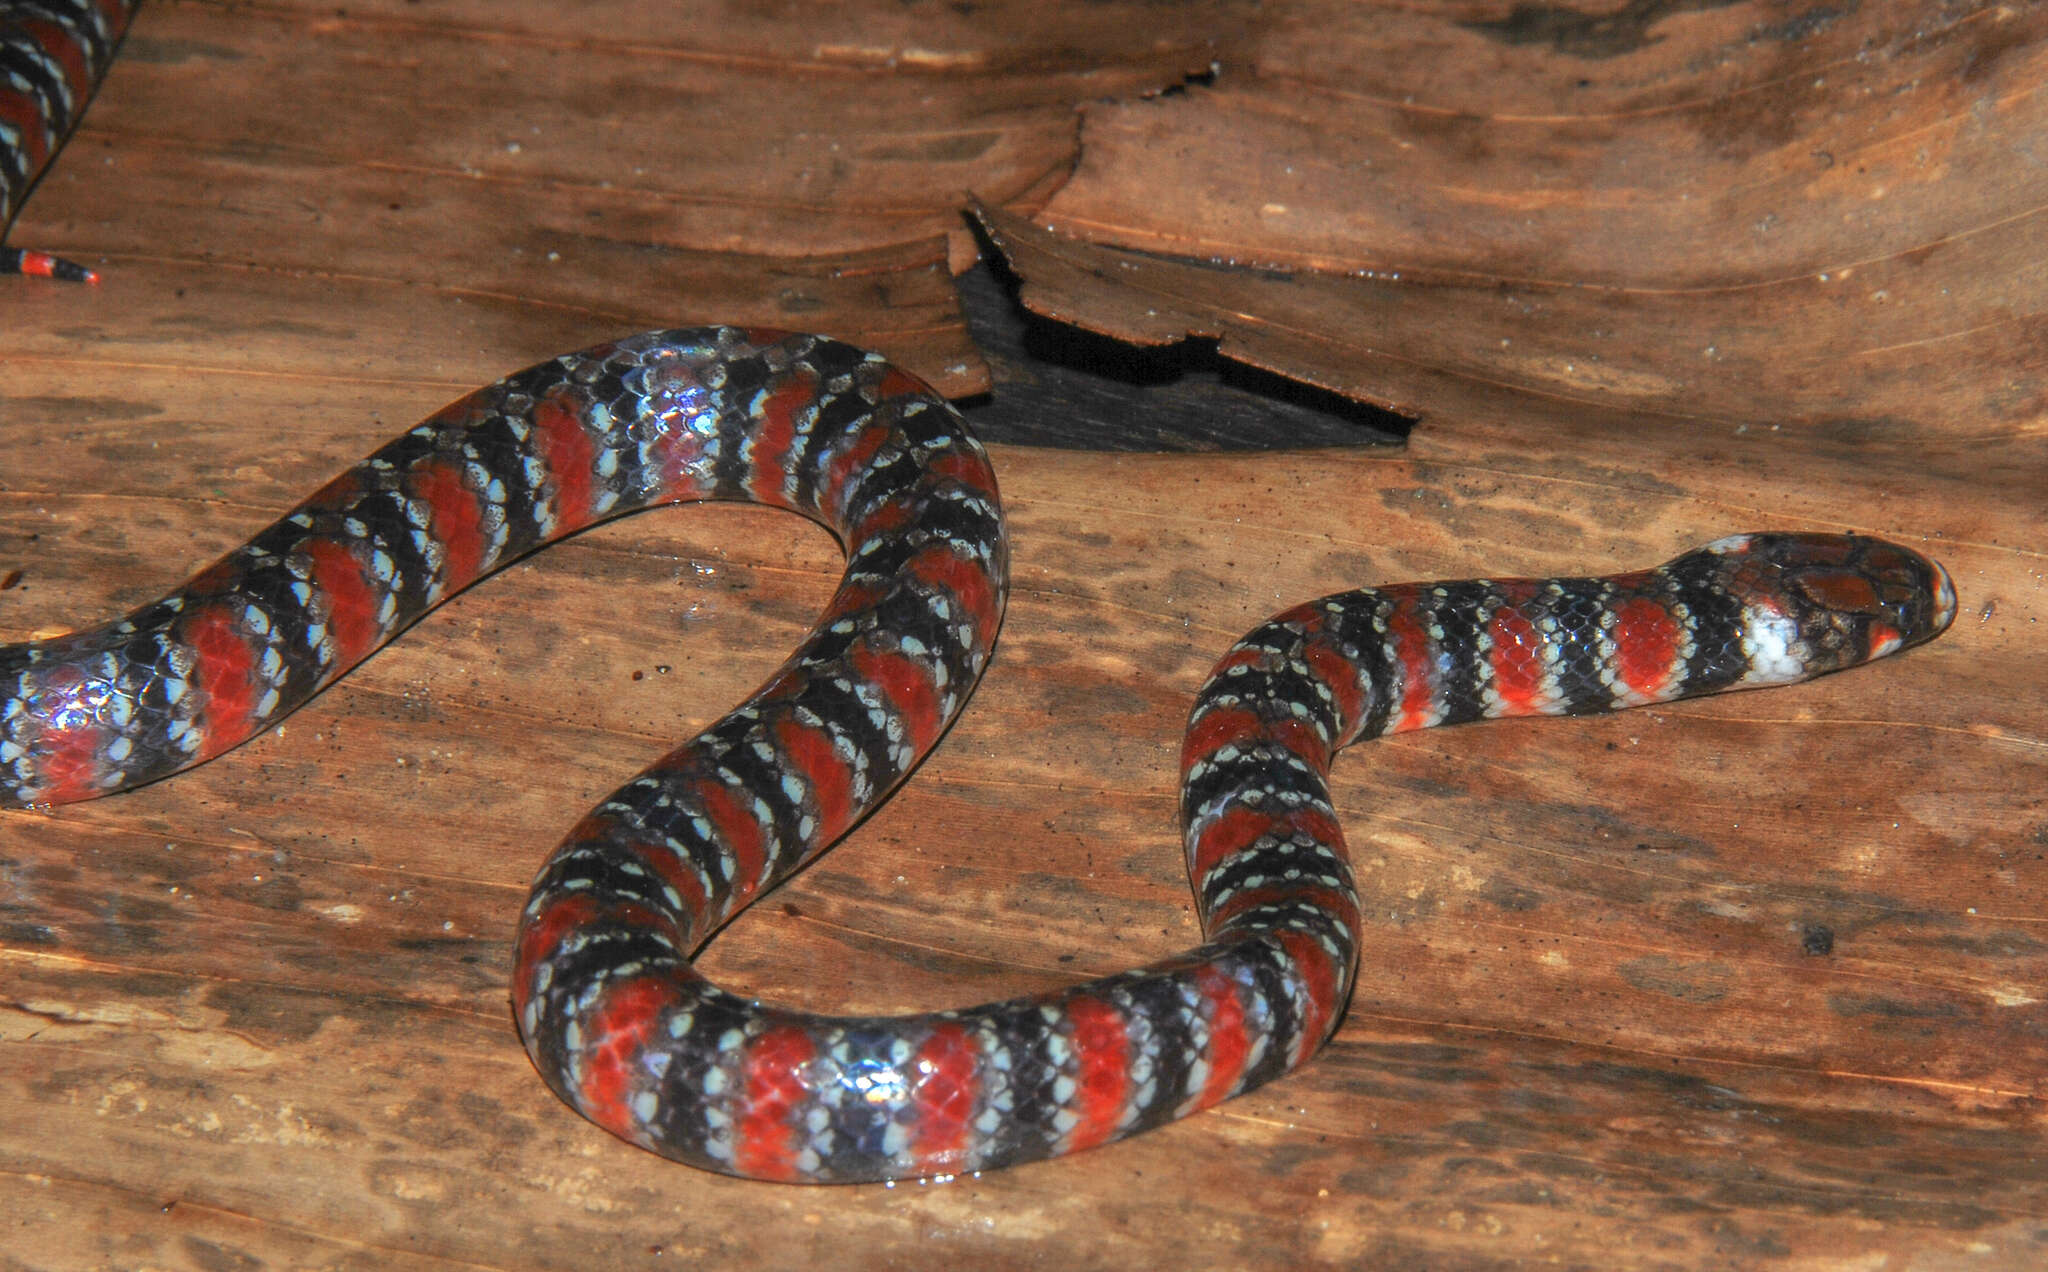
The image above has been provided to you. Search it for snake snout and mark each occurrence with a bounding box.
[1929,556,1958,635]
[1860,539,1957,649]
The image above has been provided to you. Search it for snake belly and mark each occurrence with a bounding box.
[0,0,1962,1187]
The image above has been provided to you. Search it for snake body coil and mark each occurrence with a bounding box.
[0,0,136,280]
[1,1,1958,1184]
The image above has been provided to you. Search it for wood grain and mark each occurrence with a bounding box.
[1023,0,2048,437]
[3,1,2044,1269]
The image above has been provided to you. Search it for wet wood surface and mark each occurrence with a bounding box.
[3,1,2044,1268]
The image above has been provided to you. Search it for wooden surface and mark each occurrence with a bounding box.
[3,2,2045,1269]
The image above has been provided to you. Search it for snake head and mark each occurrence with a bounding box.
[1702,532,1956,679]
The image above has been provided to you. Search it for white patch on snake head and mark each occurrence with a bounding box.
[1739,605,1806,686]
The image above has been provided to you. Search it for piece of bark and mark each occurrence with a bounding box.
[1014,0,2048,436]
[22,0,1248,315]
[6,425,2041,1268]
[953,257,1410,449]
